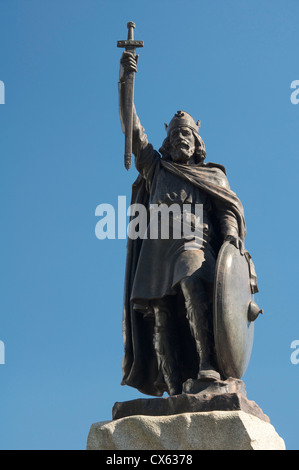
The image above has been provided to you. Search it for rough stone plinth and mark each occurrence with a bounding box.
[112,378,269,423]
[86,410,285,450]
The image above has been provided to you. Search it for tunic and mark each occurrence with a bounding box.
[130,129,239,305]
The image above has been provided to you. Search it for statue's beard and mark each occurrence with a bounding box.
[171,142,195,163]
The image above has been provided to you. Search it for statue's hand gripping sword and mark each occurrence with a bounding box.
[117,22,144,170]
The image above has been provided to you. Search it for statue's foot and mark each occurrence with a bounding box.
[198,369,221,382]
[168,380,182,396]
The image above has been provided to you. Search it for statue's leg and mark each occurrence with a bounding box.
[152,297,182,396]
[180,275,220,381]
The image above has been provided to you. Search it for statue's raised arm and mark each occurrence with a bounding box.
[117,22,144,170]
[118,51,141,137]
[118,48,160,187]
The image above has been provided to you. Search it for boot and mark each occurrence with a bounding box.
[152,304,182,395]
[182,278,220,381]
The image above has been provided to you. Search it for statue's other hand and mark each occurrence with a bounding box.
[119,51,138,81]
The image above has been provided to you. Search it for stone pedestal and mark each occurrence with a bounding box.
[87,410,285,450]
[112,378,269,422]
[87,379,285,450]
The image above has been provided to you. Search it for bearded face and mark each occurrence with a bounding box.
[169,126,196,164]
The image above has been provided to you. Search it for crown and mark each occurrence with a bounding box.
[164,111,201,135]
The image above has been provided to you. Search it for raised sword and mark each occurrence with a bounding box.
[117,22,144,170]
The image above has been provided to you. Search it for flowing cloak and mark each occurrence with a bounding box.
[121,154,247,397]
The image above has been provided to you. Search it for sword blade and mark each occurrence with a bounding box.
[124,69,135,170]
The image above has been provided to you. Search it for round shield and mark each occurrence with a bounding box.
[213,241,256,379]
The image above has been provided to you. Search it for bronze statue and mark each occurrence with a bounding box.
[117,24,262,398]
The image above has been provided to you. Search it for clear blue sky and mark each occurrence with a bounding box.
[0,0,298,450]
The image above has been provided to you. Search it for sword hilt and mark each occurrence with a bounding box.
[117,21,144,52]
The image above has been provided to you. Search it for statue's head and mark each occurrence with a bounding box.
[159,111,206,164]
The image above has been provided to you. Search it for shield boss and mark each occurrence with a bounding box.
[214,241,258,379]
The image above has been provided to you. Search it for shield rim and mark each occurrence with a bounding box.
[213,241,254,379]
